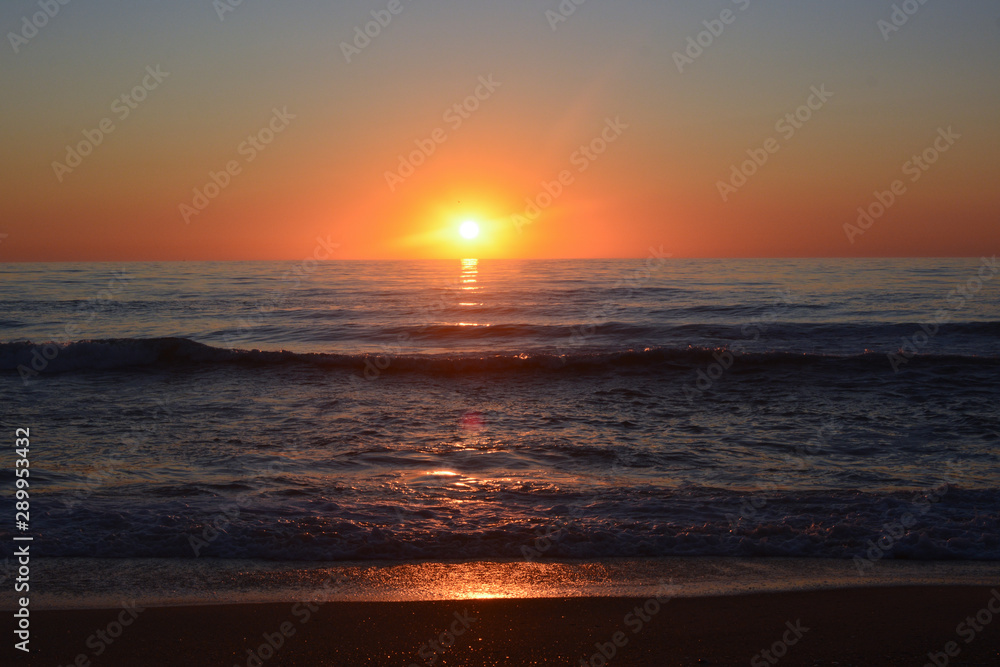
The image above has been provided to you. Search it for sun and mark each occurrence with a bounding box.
[459,220,480,240]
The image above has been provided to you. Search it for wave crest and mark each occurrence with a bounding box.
[1,337,997,375]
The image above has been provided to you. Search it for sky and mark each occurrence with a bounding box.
[1,0,998,261]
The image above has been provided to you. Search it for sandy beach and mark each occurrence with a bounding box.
[19,586,998,666]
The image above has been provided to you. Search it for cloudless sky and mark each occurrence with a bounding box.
[1,0,998,260]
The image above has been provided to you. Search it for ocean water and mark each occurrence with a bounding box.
[1,258,998,602]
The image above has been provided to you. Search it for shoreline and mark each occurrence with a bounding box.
[14,555,1000,611]
[16,586,1000,666]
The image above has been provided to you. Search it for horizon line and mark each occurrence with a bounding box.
[1,255,996,264]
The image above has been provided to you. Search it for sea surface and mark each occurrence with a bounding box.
[1,258,998,605]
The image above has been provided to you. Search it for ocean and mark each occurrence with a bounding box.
[1,258,998,606]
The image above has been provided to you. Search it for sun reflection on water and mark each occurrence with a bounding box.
[459,258,479,294]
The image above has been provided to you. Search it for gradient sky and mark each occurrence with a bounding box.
[1,0,998,260]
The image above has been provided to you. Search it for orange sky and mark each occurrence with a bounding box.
[1,1,998,261]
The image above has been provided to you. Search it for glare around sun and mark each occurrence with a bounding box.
[459,220,480,240]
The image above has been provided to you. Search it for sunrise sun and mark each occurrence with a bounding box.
[459,220,480,240]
